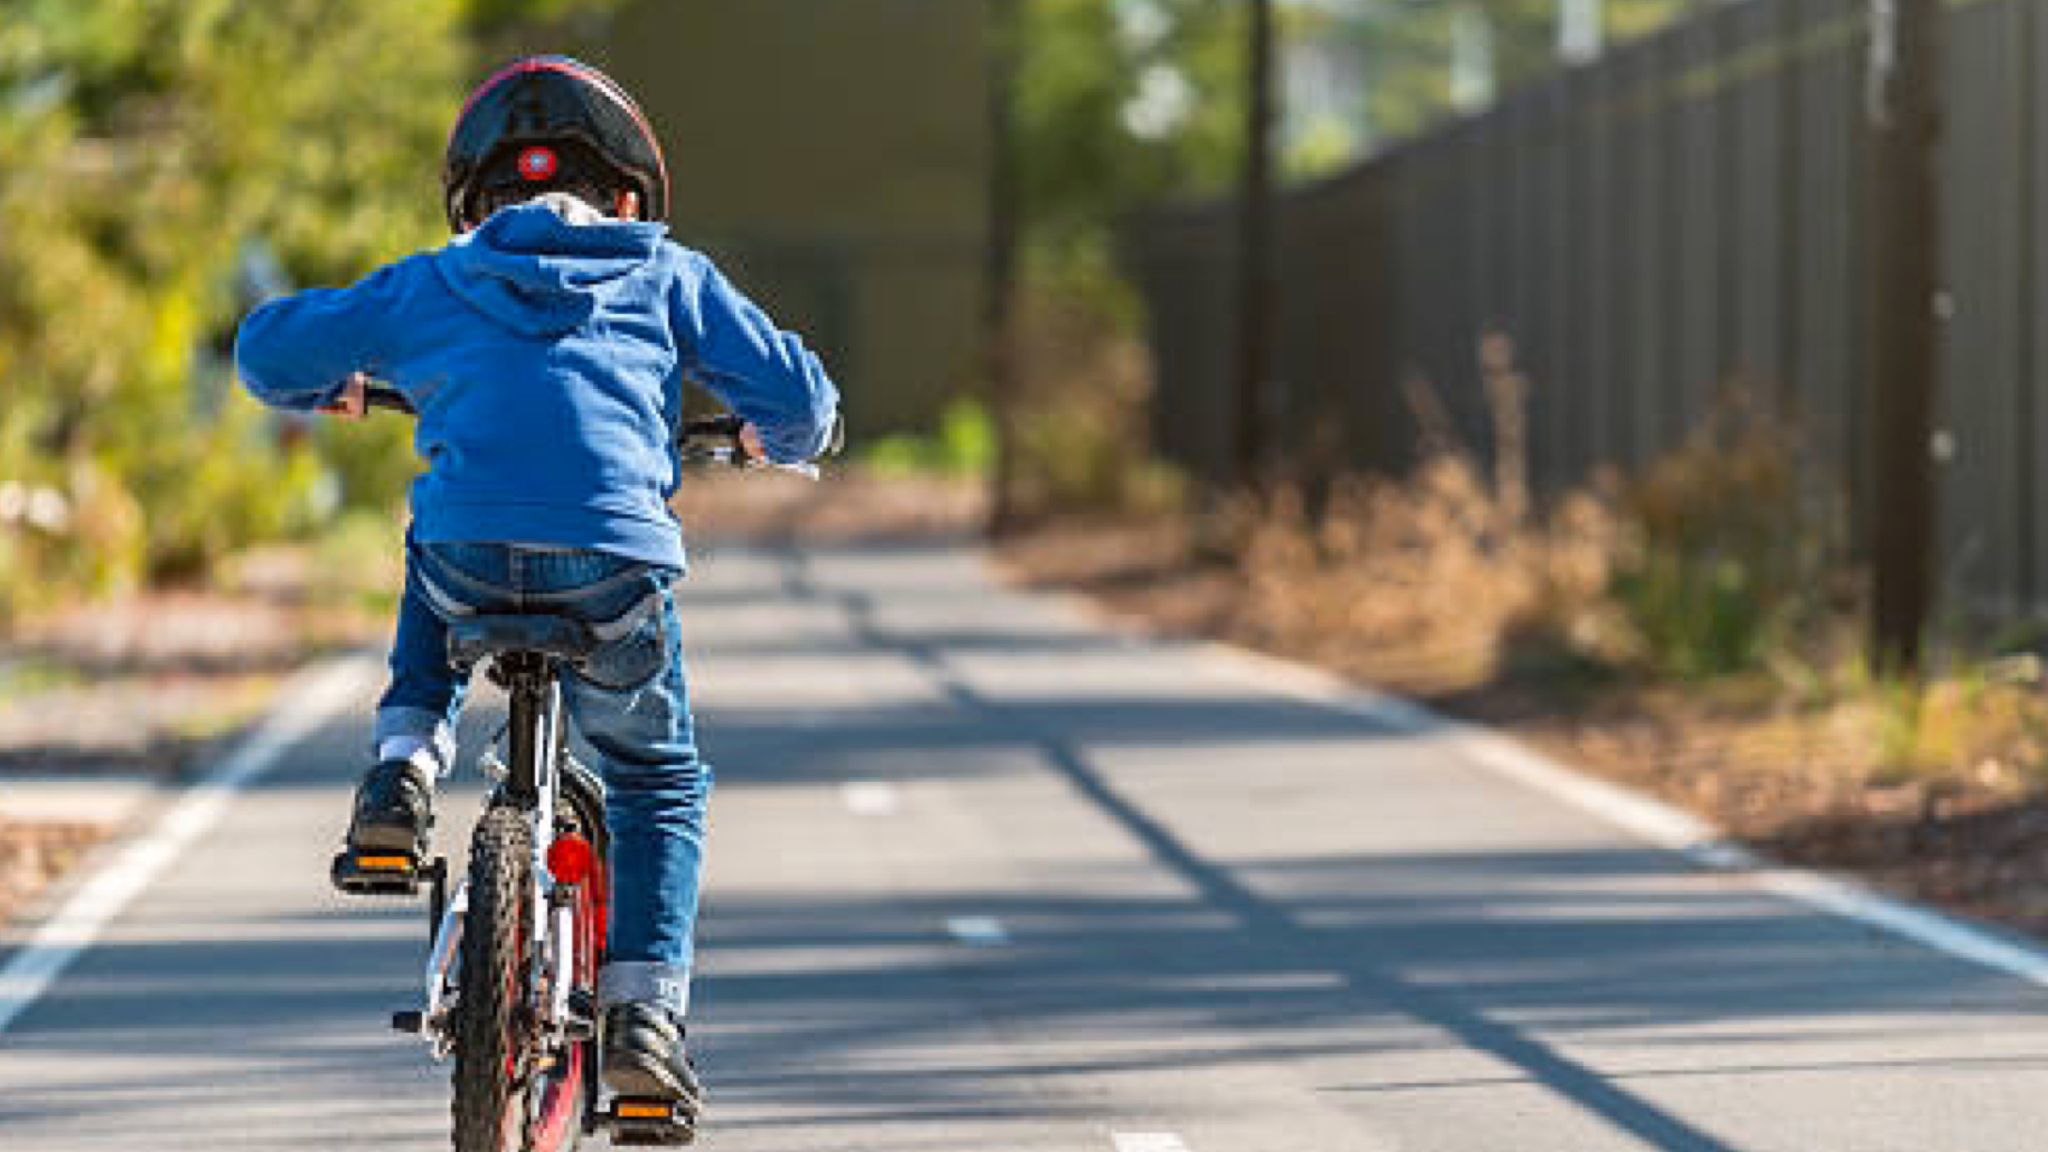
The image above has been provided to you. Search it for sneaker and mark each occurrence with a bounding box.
[344,757,435,860]
[603,1003,703,1114]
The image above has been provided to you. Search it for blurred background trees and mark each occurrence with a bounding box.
[0,0,1715,616]
[0,0,617,616]
[992,0,1705,517]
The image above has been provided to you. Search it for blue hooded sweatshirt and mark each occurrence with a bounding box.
[234,200,840,570]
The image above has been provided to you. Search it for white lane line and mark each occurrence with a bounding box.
[1202,642,2048,987]
[0,654,376,1034]
[1113,1134,1191,1152]
[839,780,900,816]
[945,915,1011,947]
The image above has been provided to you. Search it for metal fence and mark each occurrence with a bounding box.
[1126,0,2048,613]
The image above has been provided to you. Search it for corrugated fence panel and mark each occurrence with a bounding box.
[1127,0,2048,614]
[1796,0,1866,530]
[1584,59,1623,472]
[1731,0,1787,394]
[1943,0,2030,610]
[1528,85,1572,495]
[2026,0,2048,606]
[1675,17,1725,425]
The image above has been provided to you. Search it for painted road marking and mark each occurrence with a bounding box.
[839,780,900,816]
[1113,1134,1192,1152]
[1202,641,2048,988]
[946,916,1010,947]
[0,655,376,1034]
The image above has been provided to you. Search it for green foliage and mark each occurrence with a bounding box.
[1006,267,1185,518]
[861,400,998,478]
[310,507,409,616]
[1610,395,1824,680]
[0,0,605,617]
[1016,0,1246,250]
[462,0,626,36]
[1325,0,1695,147]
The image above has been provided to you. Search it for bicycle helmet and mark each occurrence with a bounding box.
[443,55,670,231]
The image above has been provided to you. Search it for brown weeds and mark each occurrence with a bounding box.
[1002,341,2048,934]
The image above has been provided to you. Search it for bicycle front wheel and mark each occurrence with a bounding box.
[451,805,534,1152]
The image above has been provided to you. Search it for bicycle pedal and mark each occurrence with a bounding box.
[606,1098,697,1146]
[331,850,426,897]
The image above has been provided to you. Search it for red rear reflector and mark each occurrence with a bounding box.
[546,835,595,885]
[518,145,559,182]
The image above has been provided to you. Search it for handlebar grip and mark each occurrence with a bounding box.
[363,386,415,415]
[679,414,746,439]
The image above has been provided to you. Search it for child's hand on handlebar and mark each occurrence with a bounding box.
[319,374,370,421]
[739,422,766,462]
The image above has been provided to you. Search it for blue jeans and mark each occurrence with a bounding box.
[376,538,708,1017]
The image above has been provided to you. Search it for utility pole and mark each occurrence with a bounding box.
[984,0,1024,534]
[1234,0,1278,492]
[1866,0,1944,674]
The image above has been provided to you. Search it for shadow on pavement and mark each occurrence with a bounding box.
[11,542,2048,1150]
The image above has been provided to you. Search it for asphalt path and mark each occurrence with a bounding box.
[5,540,2048,1151]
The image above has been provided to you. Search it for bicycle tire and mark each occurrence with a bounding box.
[452,804,534,1152]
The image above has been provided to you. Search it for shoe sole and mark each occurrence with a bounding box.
[604,1050,704,1117]
[348,821,428,857]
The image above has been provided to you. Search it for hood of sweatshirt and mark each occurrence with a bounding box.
[434,199,669,338]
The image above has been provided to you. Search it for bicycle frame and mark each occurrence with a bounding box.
[347,382,825,1145]
[411,653,586,1065]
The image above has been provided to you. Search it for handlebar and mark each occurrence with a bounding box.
[355,385,822,479]
[363,386,414,415]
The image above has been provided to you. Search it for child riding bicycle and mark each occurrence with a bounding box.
[233,56,839,1123]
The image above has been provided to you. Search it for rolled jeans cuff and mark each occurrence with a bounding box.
[372,706,457,776]
[599,961,691,1018]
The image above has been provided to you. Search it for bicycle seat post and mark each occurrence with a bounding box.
[494,651,560,809]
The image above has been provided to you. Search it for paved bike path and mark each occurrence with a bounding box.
[5,540,2048,1151]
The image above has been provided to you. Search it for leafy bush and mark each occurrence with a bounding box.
[0,1,611,620]
[1210,363,1831,692]
[1610,394,1826,679]
[860,400,997,478]
[1004,261,1185,518]
[138,394,328,582]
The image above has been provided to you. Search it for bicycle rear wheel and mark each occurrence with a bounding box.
[451,805,535,1152]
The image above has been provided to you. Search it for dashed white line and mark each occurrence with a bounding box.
[1113,1133,1192,1152]
[839,780,900,816]
[0,655,375,1034]
[945,915,1010,947]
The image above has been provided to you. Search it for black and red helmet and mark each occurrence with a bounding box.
[443,56,670,230]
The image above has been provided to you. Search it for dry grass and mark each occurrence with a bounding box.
[0,818,105,928]
[1001,345,2048,934]
[1215,460,1619,695]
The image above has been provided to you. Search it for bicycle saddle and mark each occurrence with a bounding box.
[447,614,600,667]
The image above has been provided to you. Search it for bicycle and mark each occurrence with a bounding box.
[329,386,822,1150]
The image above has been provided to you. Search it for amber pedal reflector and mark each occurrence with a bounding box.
[356,856,414,871]
[617,1102,672,1120]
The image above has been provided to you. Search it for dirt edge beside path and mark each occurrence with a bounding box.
[993,516,2048,939]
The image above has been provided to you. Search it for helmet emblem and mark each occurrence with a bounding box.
[517,145,559,182]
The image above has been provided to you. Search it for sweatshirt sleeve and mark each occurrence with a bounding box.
[233,257,420,412]
[672,250,840,463]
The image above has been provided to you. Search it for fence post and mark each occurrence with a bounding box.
[1865,0,1944,673]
